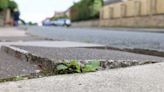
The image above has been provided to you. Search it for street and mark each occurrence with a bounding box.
[27,26,164,52]
[0,27,164,92]
[1,0,164,91]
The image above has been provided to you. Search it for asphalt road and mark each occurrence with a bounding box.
[27,26,164,51]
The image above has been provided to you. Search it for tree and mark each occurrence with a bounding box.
[8,0,18,11]
[0,0,18,11]
[91,0,103,17]
[0,0,9,11]
[70,0,103,22]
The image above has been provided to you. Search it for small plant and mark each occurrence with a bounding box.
[55,60,101,74]
[55,60,81,74]
[82,60,100,72]
[15,76,24,81]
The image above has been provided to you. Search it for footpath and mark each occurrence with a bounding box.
[0,27,164,92]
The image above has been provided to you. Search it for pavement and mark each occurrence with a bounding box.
[0,41,104,48]
[0,28,105,79]
[0,28,46,42]
[0,27,164,92]
[0,28,27,37]
[0,50,39,79]
[0,62,164,92]
[0,28,42,79]
[14,46,164,61]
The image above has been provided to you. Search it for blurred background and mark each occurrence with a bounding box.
[0,0,163,28]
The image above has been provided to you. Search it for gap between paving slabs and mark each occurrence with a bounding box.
[0,45,157,83]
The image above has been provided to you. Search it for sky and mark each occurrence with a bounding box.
[14,0,80,24]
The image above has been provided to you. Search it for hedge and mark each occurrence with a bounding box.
[70,0,103,22]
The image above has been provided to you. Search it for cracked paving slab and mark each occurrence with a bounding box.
[0,51,39,79]
[0,62,164,92]
[14,46,164,62]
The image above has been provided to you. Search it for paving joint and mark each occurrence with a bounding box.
[85,46,164,57]
[1,45,158,74]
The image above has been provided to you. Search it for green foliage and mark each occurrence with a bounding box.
[55,60,101,74]
[0,0,9,10]
[15,76,24,81]
[56,64,68,71]
[0,0,18,11]
[55,60,81,74]
[28,21,38,26]
[8,0,18,10]
[82,60,100,72]
[70,0,103,22]
[50,15,68,21]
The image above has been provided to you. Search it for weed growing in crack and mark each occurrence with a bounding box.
[54,60,101,74]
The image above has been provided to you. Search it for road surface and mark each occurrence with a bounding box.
[27,26,164,51]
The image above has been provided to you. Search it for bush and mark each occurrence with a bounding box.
[70,0,103,22]
[50,15,68,21]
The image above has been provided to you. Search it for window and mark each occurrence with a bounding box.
[134,1,141,16]
[121,4,126,17]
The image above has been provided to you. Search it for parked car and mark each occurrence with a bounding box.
[42,19,53,26]
[51,18,71,27]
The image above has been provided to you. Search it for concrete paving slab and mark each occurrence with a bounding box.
[14,46,164,61]
[0,28,27,37]
[0,51,39,79]
[0,62,164,92]
[0,41,104,48]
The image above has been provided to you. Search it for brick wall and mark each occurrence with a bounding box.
[100,15,164,28]
[71,20,99,27]
[72,14,164,28]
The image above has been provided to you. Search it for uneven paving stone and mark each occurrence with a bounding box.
[0,51,39,79]
[0,62,164,92]
[14,46,164,61]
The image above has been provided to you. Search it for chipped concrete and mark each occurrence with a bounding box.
[0,62,164,92]
[0,51,39,79]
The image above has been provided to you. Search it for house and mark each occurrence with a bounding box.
[65,8,71,18]
[54,11,66,18]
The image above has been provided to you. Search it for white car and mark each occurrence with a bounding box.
[52,19,71,27]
